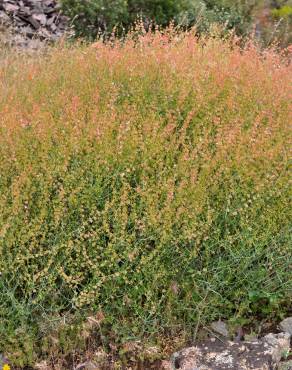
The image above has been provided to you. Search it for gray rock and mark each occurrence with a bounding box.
[0,11,10,22]
[75,361,98,370]
[280,318,292,336]
[3,3,19,12]
[0,0,72,49]
[210,320,229,338]
[171,332,291,370]
[262,332,291,363]
[32,13,47,26]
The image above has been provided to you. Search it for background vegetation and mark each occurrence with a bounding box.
[61,0,257,38]
[0,29,291,367]
[61,0,292,45]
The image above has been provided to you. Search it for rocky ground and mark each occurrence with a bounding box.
[167,317,292,370]
[0,0,70,49]
[29,317,292,370]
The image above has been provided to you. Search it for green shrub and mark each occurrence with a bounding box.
[272,5,292,18]
[263,1,292,47]
[61,0,129,39]
[60,0,259,39]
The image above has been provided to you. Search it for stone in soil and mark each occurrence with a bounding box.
[171,332,291,370]
[280,318,292,336]
[210,320,230,338]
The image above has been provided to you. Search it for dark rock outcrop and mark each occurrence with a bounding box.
[0,0,70,48]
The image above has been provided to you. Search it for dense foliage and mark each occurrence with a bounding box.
[270,1,292,45]
[61,0,259,39]
[0,30,291,367]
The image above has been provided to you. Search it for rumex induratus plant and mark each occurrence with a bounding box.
[0,28,291,366]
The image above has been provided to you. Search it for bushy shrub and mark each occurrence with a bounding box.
[272,5,292,18]
[61,0,129,39]
[270,5,292,45]
[185,0,257,34]
[0,31,291,366]
[256,1,292,47]
[61,0,258,39]
[61,0,186,38]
